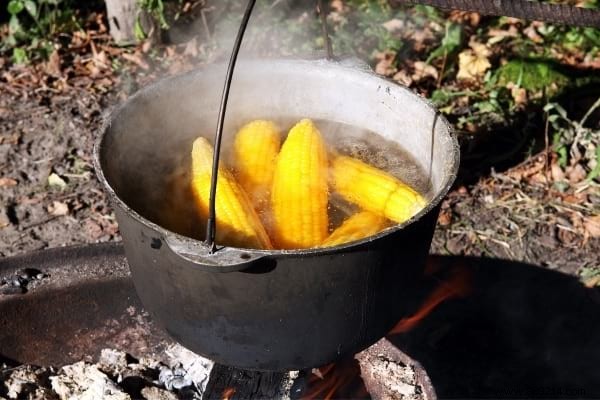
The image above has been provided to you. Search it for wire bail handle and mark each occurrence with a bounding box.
[205,0,335,252]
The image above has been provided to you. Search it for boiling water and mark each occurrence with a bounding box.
[155,119,433,244]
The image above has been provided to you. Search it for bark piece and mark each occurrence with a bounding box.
[104,0,155,45]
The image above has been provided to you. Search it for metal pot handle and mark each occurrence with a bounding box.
[163,235,267,273]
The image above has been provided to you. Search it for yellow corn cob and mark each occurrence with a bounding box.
[233,120,281,209]
[271,119,329,249]
[321,211,388,247]
[191,137,273,250]
[331,155,426,224]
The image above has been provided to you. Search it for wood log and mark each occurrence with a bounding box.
[104,0,155,45]
[203,364,299,399]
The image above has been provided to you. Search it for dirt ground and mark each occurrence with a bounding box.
[0,87,119,256]
[1,80,598,281]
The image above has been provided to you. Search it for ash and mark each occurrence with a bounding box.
[0,345,213,400]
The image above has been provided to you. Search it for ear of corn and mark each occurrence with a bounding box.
[271,119,329,249]
[331,155,426,224]
[321,211,388,247]
[233,120,281,209]
[191,137,273,250]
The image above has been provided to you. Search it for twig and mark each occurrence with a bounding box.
[544,110,550,186]
[436,51,447,89]
[579,95,600,127]
[200,8,212,41]
[317,0,334,60]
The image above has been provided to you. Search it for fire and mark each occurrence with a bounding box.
[301,262,471,399]
[301,359,369,400]
[222,387,236,400]
[389,263,471,335]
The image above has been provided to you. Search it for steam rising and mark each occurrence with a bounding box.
[101,3,447,246]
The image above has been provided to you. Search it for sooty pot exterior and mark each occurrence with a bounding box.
[115,204,439,371]
[95,60,459,371]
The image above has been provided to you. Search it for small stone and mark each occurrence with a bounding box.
[140,387,178,400]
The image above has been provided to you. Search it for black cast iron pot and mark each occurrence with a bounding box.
[94,59,459,371]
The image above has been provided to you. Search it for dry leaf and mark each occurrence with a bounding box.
[438,209,452,226]
[122,52,150,70]
[449,10,480,26]
[584,215,600,238]
[551,162,565,182]
[374,51,397,76]
[392,70,412,86]
[457,41,491,80]
[524,24,544,44]
[48,173,67,189]
[183,38,198,57]
[412,61,438,82]
[567,164,587,184]
[583,275,600,288]
[382,19,404,33]
[487,26,518,45]
[45,49,62,77]
[48,201,69,216]
[509,84,527,106]
[0,177,17,187]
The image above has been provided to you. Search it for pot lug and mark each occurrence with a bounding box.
[164,235,266,273]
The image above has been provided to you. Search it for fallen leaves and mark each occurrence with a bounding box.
[457,40,491,81]
[374,50,397,76]
[411,61,438,82]
[584,215,600,239]
[45,48,62,77]
[580,266,600,288]
[507,83,527,107]
[382,19,404,33]
[47,201,69,216]
[48,173,67,189]
[0,178,18,187]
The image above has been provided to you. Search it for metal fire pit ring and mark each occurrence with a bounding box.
[0,243,436,399]
[0,243,171,367]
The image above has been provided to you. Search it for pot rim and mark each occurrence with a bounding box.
[93,58,460,257]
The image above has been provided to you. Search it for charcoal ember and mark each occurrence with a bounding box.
[49,362,130,400]
[2,365,56,400]
[140,386,178,400]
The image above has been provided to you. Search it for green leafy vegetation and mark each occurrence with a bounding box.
[3,0,79,63]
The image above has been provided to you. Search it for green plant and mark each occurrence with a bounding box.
[426,22,462,63]
[135,0,169,40]
[3,0,78,63]
[545,98,600,183]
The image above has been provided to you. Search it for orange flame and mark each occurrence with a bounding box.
[302,359,369,400]
[390,264,471,334]
[222,387,236,400]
